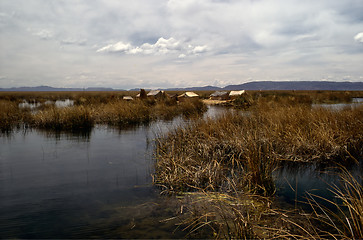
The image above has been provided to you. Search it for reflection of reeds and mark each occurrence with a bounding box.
[180,191,272,239]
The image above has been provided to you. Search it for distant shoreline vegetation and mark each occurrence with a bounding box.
[0,91,207,133]
[1,90,363,133]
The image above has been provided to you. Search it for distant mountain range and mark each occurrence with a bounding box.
[1,81,363,92]
[0,86,120,92]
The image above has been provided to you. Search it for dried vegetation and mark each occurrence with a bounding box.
[153,93,363,239]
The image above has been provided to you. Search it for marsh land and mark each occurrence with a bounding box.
[0,90,362,239]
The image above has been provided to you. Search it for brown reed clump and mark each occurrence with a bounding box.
[30,105,94,131]
[0,100,30,132]
[154,112,277,196]
[154,102,363,196]
[94,100,151,126]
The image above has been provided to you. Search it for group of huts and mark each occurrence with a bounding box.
[209,90,246,100]
[123,90,200,102]
[122,89,245,101]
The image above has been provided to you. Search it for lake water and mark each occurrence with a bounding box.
[312,97,363,110]
[0,105,360,238]
[0,106,231,239]
[19,99,75,109]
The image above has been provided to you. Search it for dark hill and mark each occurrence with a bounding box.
[223,81,363,91]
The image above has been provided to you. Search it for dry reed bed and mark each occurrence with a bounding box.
[154,102,363,194]
[0,100,32,132]
[153,102,362,238]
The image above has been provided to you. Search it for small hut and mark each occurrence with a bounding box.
[123,96,134,101]
[229,90,245,100]
[210,91,229,100]
[147,90,165,99]
[178,92,199,102]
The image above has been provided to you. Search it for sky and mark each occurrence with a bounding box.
[0,0,363,89]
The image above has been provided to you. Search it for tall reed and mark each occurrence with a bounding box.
[0,100,30,132]
[30,105,94,131]
[154,103,362,196]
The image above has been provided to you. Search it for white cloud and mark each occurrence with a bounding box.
[190,45,208,54]
[97,41,133,53]
[354,32,363,43]
[97,37,207,56]
[151,37,181,54]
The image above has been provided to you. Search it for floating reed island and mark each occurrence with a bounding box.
[0,90,206,132]
[153,95,363,239]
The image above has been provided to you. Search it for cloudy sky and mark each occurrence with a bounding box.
[1,0,363,89]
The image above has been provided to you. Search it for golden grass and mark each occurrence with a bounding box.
[154,102,362,196]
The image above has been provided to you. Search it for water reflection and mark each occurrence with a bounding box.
[0,126,159,238]
[18,99,74,110]
[274,160,362,210]
[37,128,92,141]
[0,106,228,239]
[313,97,363,110]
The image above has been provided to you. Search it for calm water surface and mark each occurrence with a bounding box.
[0,106,230,239]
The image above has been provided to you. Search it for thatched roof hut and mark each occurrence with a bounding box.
[178,92,199,102]
[229,90,245,99]
[147,90,165,99]
[123,96,134,101]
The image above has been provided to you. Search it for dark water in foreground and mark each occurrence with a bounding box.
[0,107,230,239]
[0,105,361,238]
